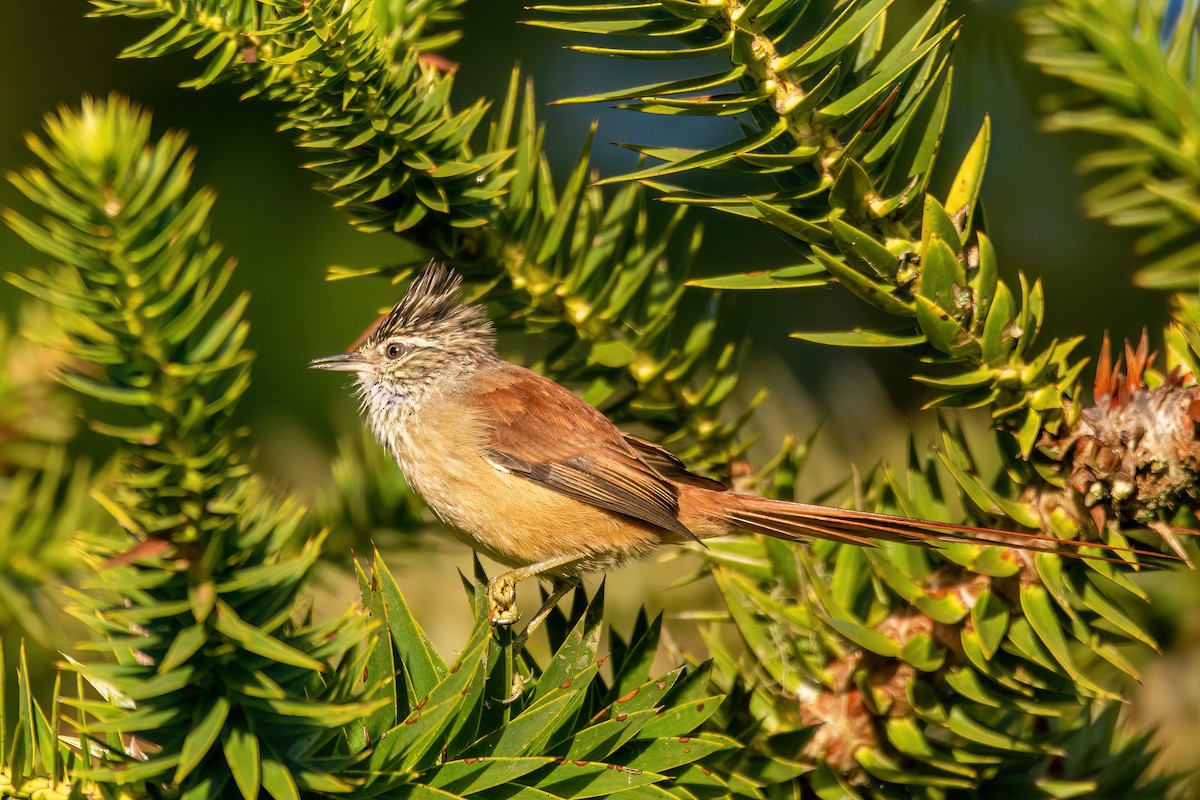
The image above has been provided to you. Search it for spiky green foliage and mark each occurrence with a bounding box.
[87,0,747,468]
[0,310,77,467]
[3,96,375,797]
[1026,0,1200,555]
[347,554,733,799]
[0,449,96,638]
[531,0,1082,460]
[524,0,1197,795]
[7,0,1194,797]
[0,94,736,800]
[4,97,257,544]
[1026,0,1200,291]
[531,0,958,222]
[0,311,100,636]
[0,643,74,797]
[0,558,728,799]
[704,511,1173,797]
[0,305,105,636]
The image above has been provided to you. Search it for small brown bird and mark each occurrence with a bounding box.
[311,263,1143,638]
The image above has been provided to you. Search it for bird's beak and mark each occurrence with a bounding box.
[308,352,367,373]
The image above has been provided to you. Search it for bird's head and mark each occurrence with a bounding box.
[308,262,496,421]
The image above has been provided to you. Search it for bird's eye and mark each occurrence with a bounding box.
[386,343,405,359]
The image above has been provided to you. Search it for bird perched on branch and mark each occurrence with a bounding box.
[310,262,1158,642]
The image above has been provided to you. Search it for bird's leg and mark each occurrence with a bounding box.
[487,554,583,627]
[499,575,582,704]
[515,576,582,649]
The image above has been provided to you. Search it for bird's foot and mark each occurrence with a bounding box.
[501,671,527,705]
[487,574,521,627]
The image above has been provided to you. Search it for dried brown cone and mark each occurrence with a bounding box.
[1059,331,1200,558]
[799,642,914,779]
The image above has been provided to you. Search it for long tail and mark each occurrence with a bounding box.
[713,493,1180,565]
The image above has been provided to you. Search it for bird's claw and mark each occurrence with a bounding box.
[501,672,527,704]
[487,574,521,627]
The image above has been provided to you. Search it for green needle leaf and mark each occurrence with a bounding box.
[221,725,261,800]
[792,329,925,347]
[260,757,300,800]
[213,602,326,673]
[175,695,230,784]
[516,760,666,798]
[598,120,789,184]
[425,757,557,794]
[945,117,990,229]
[373,548,447,699]
[1020,585,1119,700]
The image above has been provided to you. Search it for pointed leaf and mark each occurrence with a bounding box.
[818,23,955,120]
[222,725,261,800]
[598,120,788,184]
[261,758,300,800]
[1020,585,1117,699]
[970,588,1009,660]
[611,613,663,699]
[374,549,447,698]
[556,68,745,105]
[828,216,901,278]
[368,621,489,773]
[814,246,911,316]
[536,124,596,263]
[619,734,728,773]
[945,117,990,234]
[782,0,896,71]
[792,329,925,347]
[175,695,230,783]
[687,263,826,289]
[159,624,208,673]
[425,757,556,794]
[563,708,659,760]
[532,585,605,706]
[478,693,578,758]
[919,234,965,311]
[516,761,665,798]
[213,602,325,672]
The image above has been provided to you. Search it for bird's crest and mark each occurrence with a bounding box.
[368,261,492,346]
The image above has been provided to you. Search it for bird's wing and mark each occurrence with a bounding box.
[621,434,728,492]
[471,367,699,540]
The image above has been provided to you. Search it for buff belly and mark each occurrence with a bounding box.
[391,423,663,574]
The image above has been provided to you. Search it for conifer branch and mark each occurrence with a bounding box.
[1026,0,1200,291]
[3,96,372,796]
[0,92,741,800]
[528,1,1200,793]
[0,312,101,639]
[530,0,1200,548]
[1018,0,1200,557]
[89,0,747,469]
[51,3,1200,796]
[532,0,958,231]
[531,1,1087,463]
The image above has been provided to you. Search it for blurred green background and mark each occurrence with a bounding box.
[1,0,1196,783]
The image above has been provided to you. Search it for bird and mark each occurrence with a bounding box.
[309,262,1157,641]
